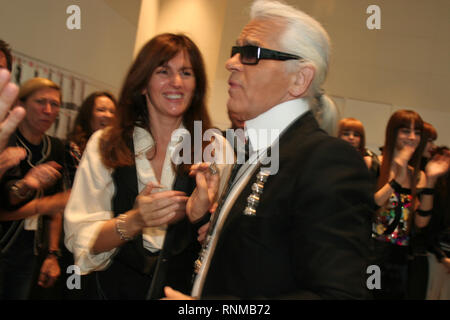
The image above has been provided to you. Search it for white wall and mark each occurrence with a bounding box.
[0,0,141,95]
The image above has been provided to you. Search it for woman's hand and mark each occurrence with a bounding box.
[186,163,220,223]
[390,145,415,184]
[425,151,450,184]
[132,183,188,229]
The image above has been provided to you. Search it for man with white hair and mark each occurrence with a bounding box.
[164,0,373,299]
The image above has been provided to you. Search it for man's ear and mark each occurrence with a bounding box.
[289,65,315,98]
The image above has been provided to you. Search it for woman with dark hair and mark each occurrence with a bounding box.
[338,117,380,181]
[64,33,232,299]
[372,110,448,299]
[67,91,117,156]
[64,91,117,186]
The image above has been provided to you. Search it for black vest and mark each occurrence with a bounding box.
[95,162,201,299]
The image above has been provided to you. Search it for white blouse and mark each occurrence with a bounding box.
[64,126,233,274]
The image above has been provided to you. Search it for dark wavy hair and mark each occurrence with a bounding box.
[100,33,211,171]
[67,91,117,154]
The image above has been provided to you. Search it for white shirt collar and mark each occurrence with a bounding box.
[244,98,309,152]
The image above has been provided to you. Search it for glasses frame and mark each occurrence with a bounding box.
[231,45,302,65]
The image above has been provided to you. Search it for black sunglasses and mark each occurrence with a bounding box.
[231,45,302,65]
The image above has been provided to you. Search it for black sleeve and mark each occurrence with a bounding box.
[289,138,374,299]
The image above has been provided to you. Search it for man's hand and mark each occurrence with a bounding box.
[132,183,188,228]
[0,146,26,179]
[186,163,220,223]
[161,286,195,300]
[0,69,25,152]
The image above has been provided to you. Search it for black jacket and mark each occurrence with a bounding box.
[201,112,374,299]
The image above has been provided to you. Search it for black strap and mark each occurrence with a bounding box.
[419,188,435,196]
[417,209,433,217]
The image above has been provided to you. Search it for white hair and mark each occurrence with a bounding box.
[250,0,331,97]
[310,94,340,136]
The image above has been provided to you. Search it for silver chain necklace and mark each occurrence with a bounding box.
[15,133,51,168]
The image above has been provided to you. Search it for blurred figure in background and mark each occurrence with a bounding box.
[408,121,439,299]
[338,117,380,182]
[0,77,69,299]
[65,91,117,184]
[420,146,450,299]
[372,109,448,299]
[67,91,117,156]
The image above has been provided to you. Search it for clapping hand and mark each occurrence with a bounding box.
[134,183,188,227]
[391,144,416,184]
[425,150,450,181]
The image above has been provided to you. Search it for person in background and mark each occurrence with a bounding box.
[418,146,450,299]
[0,77,69,299]
[67,91,117,156]
[64,91,117,184]
[64,33,232,300]
[338,117,380,182]
[372,109,448,299]
[60,91,117,299]
[408,121,439,299]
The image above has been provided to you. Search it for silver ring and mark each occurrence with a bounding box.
[209,162,218,175]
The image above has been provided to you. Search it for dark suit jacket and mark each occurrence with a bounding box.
[201,111,374,299]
